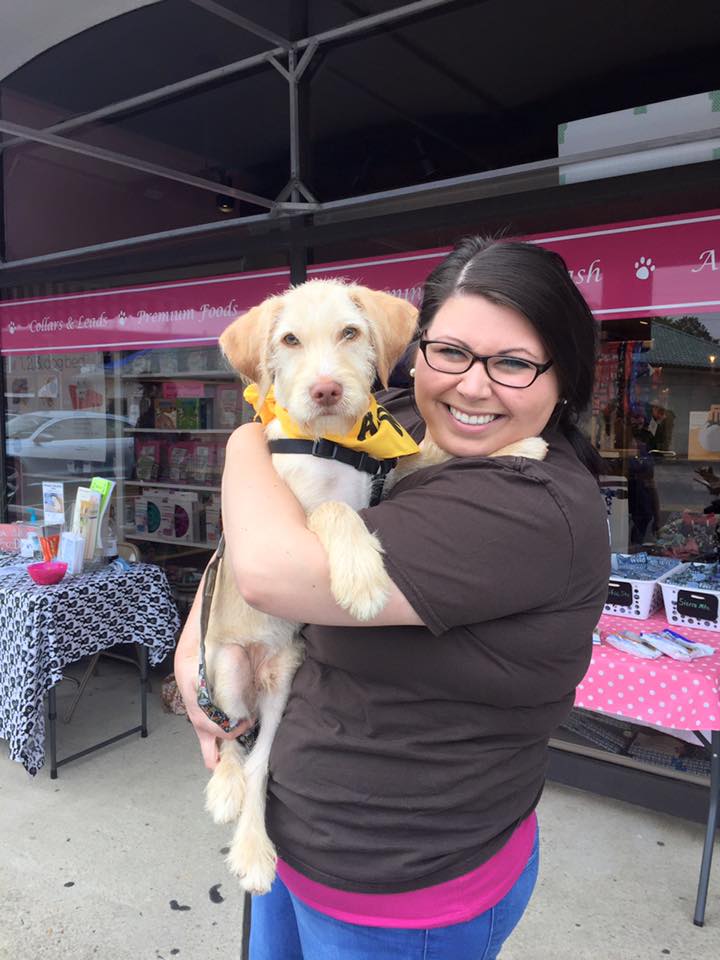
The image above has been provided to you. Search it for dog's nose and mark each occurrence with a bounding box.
[310,380,343,407]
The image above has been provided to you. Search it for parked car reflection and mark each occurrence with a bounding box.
[5,410,134,477]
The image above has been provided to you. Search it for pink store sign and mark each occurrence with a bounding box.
[3,208,720,355]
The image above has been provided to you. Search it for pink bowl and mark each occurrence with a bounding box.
[27,561,68,585]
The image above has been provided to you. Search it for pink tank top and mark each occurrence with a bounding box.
[277,812,537,929]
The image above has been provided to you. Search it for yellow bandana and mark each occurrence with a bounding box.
[243,384,420,460]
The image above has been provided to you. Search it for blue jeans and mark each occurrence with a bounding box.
[249,833,539,960]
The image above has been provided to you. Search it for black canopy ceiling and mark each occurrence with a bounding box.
[2,0,720,285]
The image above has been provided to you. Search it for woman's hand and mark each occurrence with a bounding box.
[173,579,255,770]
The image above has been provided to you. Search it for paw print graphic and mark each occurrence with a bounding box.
[7,321,16,335]
[634,256,656,280]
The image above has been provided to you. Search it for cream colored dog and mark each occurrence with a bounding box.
[204,278,548,895]
[205,279,418,894]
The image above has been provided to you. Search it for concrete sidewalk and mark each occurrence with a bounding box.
[0,657,718,960]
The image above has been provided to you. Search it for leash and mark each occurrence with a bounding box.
[200,536,254,959]
[217,438,396,958]
[198,535,260,748]
[240,891,252,960]
[268,437,397,506]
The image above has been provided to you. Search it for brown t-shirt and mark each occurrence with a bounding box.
[266,393,610,893]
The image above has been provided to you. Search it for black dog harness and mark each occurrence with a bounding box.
[268,438,397,506]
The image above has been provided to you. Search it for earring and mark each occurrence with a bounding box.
[409,368,416,378]
[561,398,568,405]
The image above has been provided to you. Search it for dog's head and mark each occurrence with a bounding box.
[219,279,417,436]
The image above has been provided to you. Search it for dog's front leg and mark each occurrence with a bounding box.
[226,642,302,895]
[308,501,393,621]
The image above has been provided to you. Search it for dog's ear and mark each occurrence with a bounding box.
[219,296,284,383]
[348,287,418,388]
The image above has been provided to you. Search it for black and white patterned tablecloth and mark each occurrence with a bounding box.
[0,558,180,775]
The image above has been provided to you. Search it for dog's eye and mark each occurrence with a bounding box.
[341,326,359,341]
[282,333,300,346]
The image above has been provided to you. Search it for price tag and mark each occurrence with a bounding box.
[676,590,718,621]
[607,580,633,607]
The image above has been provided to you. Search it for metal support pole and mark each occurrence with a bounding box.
[288,49,300,205]
[290,242,307,286]
[271,45,318,205]
[693,729,720,925]
[0,119,278,211]
[188,0,293,50]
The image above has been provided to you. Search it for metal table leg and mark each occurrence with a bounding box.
[694,730,720,926]
[64,652,101,723]
[44,647,150,778]
[140,643,148,738]
[48,685,58,780]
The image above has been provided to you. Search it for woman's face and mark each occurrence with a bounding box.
[414,294,561,458]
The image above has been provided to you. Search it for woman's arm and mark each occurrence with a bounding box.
[221,422,422,627]
[173,576,256,769]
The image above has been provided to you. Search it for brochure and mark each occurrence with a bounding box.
[71,488,102,561]
[42,482,65,526]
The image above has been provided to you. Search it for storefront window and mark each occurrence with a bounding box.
[2,209,719,618]
[3,343,252,616]
[596,314,719,559]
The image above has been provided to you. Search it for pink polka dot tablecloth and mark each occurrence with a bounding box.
[575,612,720,731]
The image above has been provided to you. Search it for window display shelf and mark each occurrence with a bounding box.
[124,480,221,492]
[124,428,233,435]
[124,531,216,551]
[120,371,233,380]
[19,471,130,481]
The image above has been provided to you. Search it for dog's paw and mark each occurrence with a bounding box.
[339,567,392,621]
[227,828,278,895]
[205,762,246,825]
[331,531,392,621]
[492,436,548,461]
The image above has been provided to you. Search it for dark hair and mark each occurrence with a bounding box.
[418,236,604,477]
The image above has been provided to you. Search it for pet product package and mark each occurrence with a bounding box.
[639,629,716,661]
[71,487,102,561]
[134,495,162,536]
[135,439,162,481]
[605,630,663,659]
[190,442,217,485]
[158,492,200,542]
[176,398,213,430]
[167,442,195,483]
[215,442,227,484]
[202,493,222,546]
[215,384,243,429]
[58,532,85,575]
[154,399,177,430]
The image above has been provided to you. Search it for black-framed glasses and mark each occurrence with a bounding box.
[419,339,553,389]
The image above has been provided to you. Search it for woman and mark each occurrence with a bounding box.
[175,237,610,959]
